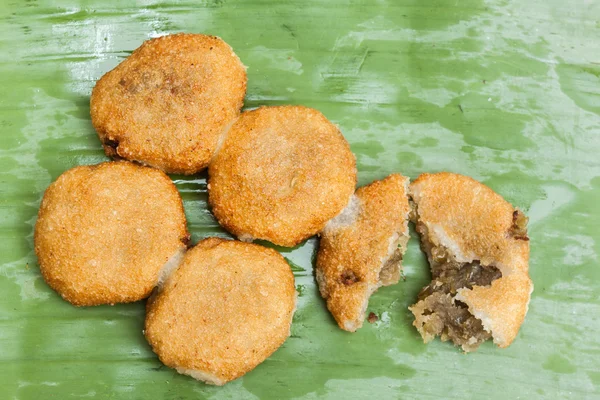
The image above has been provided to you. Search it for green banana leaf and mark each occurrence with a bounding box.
[1,0,599,398]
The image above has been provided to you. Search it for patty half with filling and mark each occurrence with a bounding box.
[316,174,411,332]
[408,172,532,352]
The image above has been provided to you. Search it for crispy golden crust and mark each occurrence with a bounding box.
[456,272,532,348]
[90,33,247,175]
[410,172,532,348]
[316,174,411,332]
[208,106,357,247]
[410,172,529,271]
[145,238,296,385]
[34,161,189,306]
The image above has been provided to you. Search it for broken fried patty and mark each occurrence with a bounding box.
[90,33,247,174]
[316,174,411,332]
[408,172,532,351]
[34,161,189,306]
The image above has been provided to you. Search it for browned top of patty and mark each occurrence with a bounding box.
[316,174,411,332]
[91,33,247,175]
[34,161,189,306]
[410,172,532,347]
[208,105,357,247]
[144,238,296,385]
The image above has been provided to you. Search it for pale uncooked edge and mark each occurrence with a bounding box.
[237,233,255,243]
[156,246,186,290]
[175,367,227,386]
[323,193,360,232]
[211,115,240,162]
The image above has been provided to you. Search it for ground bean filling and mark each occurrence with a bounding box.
[379,247,403,285]
[412,223,502,352]
[338,245,403,287]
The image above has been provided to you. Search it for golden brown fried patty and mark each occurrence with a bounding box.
[145,238,296,386]
[408,172,532,351]
[90,33,247,174]
[316,174,411,332]
[34,161,189,306]
[208,106,357,247]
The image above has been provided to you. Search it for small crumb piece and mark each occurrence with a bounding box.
[510,209,529,240]
[180,233,191,246]
[340,270,359,285]
[367,312,378,323]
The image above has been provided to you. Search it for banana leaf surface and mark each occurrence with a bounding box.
[1,0,599,398]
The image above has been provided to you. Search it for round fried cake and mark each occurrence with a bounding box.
[90,33,247,175]
[34,161,189,306]
[208,106,357,247]
[145,238,296,386]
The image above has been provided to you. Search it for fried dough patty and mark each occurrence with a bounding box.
[145,238,296,385]
[91,33,247,174]
[208,106,357,247]
[316,174,411,332]
[408,172,532,351]
[34,161,189,306]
